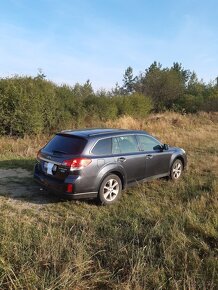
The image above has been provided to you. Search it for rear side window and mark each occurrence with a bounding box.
[112,138,121,154]
[91,138,112,155]
[137,135,161,151]
[43,134,87,155]
[115,135,139,153]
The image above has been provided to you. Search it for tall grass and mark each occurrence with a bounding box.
[0,112,217,289]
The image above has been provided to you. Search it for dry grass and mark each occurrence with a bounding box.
[0,112,217,289]
[1,111,217,158]
[107,112,218,177]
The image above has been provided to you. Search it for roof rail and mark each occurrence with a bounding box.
[88,129,129,136]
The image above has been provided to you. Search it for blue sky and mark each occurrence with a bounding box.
[0,0,217,89]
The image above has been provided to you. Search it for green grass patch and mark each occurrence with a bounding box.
[0,158,35,171]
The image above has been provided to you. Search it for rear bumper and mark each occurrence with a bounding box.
[34,166,98,200]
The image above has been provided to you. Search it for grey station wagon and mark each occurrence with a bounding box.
[34,129,187,205]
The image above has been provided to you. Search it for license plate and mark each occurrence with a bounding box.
[47,162,54,175]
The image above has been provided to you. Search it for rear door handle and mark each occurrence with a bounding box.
[146,154,153,159]
[117,157,126,162]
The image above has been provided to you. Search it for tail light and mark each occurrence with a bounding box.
[67,184,73,193]
[62,158,92,171]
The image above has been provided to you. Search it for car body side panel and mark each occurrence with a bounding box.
[93,162,127,191]
[68,156,126,193]
[144,149,174,177]
[113,153,146,183]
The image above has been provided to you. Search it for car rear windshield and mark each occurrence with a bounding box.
[42,134,87,155]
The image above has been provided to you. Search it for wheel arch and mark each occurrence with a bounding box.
[109,171,125,189]
[170,154,185,169]
[98,169,126,192]
[174,155,185,168]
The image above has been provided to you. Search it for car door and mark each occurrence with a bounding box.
[136,134,172,178]
[112,135,146,183]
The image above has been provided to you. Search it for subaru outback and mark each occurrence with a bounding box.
[34,128,187,205]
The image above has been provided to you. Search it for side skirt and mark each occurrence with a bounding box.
[67,192,98,199]
[126,172,170,188]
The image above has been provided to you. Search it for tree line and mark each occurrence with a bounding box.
[119,62,218,113]
[0,62,217,136]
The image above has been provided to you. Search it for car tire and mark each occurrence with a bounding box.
[98,174,122,205]
[170,159,183,180]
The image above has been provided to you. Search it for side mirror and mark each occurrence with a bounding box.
[153,144,169,151]
[163,144,169,150]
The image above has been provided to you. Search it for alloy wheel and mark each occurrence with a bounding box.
[172,160,182,179]
[103,178,120,201]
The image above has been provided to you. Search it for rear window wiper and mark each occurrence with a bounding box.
[52,150,68,155]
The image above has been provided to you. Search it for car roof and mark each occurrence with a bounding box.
[60,128,150,138]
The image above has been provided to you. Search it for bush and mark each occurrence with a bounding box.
[174,94,204,113]
[83,96,118,121]
[0,71,217,137]
[0,77,68,136]
[115,93,153,118]
[201,93,218,112]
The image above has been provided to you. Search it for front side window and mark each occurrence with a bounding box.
[137,135,161,151]
[91,138,112,155]
[114,135,139,154]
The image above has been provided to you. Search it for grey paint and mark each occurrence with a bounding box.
[34,129,187,199]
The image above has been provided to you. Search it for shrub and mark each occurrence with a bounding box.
[175,94,204,113]
[201,93,218,112]
[115,93,153,118]
[83,96,118,121]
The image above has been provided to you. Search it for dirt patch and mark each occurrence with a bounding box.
[0,168,58,206]
[0,178,39,198]
[0,168,32,179]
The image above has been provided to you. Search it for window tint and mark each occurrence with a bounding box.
[116,135,139,153]
[43,134,87,155]
[92,138,112,155]
[137,135,161,151]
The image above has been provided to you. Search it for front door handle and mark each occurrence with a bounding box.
[117,157,126,162]
[146,154,153,159]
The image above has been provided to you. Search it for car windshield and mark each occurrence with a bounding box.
[42,134,87,155]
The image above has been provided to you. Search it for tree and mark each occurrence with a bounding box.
[135,62,184,111]
[171,62,191,86]
[215,77,218,88]
[121,66,136,94]
[111,82,121,96]
[72,80,94,99]
[35,68,46,80]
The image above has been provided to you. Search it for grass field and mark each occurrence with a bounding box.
[0,112,217,289]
